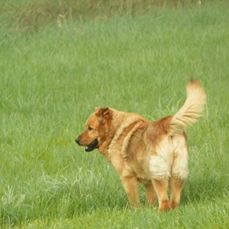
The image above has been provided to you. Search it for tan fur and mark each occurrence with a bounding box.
[169,80,206,134]
[76,80,206,211]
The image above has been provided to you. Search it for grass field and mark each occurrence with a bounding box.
[1,0,229,228]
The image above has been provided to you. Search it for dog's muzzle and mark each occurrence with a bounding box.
[75,137,99,152]
[84,139,99,152]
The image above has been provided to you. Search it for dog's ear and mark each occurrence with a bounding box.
[96,107,111,120]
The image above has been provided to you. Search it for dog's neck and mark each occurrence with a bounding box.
[98,110,126,158]
[98,109,147,160]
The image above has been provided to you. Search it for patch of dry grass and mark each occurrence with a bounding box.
[1,0,203,32]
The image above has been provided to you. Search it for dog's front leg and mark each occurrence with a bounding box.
[144,181,157,205]
[121,175,139,207]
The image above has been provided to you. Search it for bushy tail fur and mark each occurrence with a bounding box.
[169,80,206,135]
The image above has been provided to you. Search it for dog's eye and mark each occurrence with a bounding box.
[88,126,93,131]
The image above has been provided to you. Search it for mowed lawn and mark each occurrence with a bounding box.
[1,1,229,228]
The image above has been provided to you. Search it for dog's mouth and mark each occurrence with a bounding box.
[85,139,99,152]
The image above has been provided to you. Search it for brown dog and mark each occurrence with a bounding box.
[76,80,206,211]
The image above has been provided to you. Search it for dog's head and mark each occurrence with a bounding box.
[75,107,113,152]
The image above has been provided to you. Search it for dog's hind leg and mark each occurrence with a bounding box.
[170,177,185,209]
[148,155,170,211]
[121,175,139,207]
[171,139,189,208]
[152,178,170,211]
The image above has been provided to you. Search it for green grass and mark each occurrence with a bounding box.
[1,0,229,228]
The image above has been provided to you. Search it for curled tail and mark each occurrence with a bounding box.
[169,80,206,135]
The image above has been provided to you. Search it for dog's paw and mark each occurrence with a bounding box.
[159,200,170,212]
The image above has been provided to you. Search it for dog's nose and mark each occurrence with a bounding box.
[75,137,80,145]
